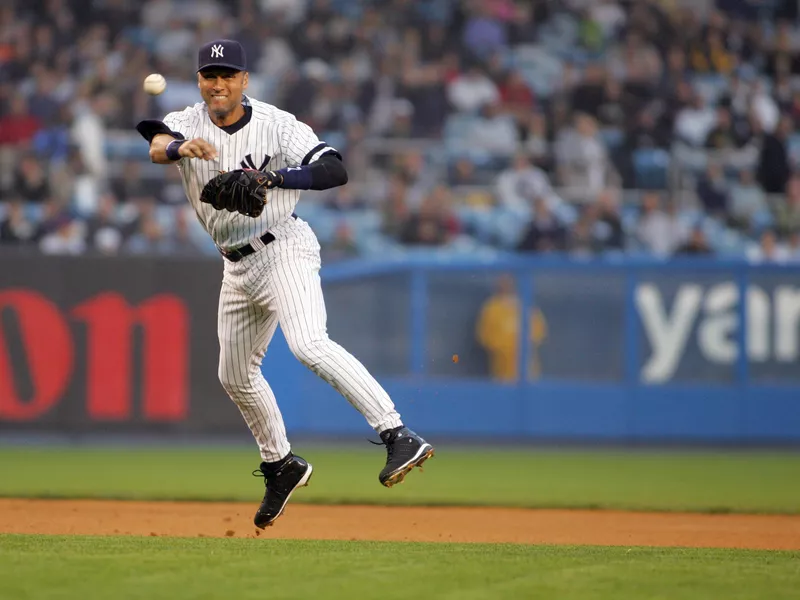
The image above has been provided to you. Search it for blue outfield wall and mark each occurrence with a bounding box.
[262,256,800,443]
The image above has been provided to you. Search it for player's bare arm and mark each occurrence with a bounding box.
[135,120,218,164]
[148,134,218,163]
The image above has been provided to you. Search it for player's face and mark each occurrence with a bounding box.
[198,68,249,118]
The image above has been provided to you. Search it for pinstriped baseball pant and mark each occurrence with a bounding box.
[217,217,403,462]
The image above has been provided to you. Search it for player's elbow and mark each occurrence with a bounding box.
[310,156,348,190]
[333,164,348,187]
[326,158,348,188]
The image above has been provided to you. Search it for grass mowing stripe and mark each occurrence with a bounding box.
[1,447,799,513]
[0,535,798,600]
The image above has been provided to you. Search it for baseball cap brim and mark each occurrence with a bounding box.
[197,63,245,73]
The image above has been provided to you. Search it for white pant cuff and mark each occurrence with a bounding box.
[375,415,403,434]
[261,447,291,463]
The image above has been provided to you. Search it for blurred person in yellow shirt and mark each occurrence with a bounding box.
[476,274,547,382]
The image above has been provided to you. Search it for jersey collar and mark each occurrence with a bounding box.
[211,96,252,135]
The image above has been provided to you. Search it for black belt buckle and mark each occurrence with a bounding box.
[219,247,244,262]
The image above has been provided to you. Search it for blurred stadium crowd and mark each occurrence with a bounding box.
[2,0,800,262]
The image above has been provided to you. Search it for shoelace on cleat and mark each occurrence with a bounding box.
[368,437,397,463]
[252,467,284,488]
[252,469,271,489]
[253,455,292,485]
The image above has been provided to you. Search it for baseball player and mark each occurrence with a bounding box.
[136,40,434,528]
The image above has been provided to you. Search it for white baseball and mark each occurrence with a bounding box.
[143,73,167,95]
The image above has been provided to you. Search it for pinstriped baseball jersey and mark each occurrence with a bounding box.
[159,92,404,464]
[162,95,334,251]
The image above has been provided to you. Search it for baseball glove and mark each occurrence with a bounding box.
[200,169,283,218]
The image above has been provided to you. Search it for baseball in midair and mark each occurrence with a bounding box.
[143,73,167,95]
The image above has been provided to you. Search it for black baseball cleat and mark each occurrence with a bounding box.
[375,426,435,487]
[252,453,313,529]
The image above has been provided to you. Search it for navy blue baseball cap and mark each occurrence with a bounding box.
[197,39,247,72]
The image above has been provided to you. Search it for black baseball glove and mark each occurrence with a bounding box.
[200,169,283,218]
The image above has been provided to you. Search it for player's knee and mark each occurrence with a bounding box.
[218,364,254,396]
[286,335,329,369]
[218,370,240,395]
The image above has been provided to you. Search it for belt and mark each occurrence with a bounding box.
[219,213,297,262]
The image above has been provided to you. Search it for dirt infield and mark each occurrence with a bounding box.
[1,499,799,549]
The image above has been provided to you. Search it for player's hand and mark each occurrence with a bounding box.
[179,138,218,161]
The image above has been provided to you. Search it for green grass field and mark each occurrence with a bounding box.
[1,445,798,513]
[2,445,799,599]
[1,536,798,600]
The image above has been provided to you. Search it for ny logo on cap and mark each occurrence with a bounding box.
[211,44,224,58]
